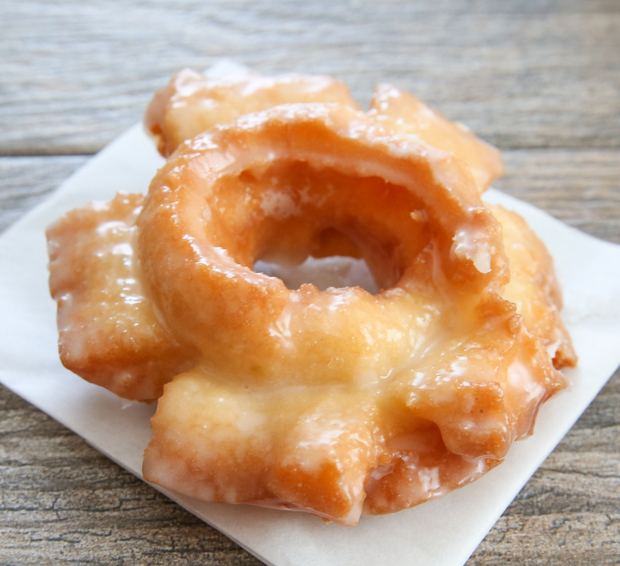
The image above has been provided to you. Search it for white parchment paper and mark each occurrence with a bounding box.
[1,61,620,566]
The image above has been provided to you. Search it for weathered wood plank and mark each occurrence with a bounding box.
[495,149,620,244]
[0,386,262,566]
[0,156,87,232]
[1,0,619,155]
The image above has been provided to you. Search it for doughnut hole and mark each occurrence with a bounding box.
[205,159,432,292]
[254,253,380,294]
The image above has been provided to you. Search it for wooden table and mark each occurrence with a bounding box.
[1,1,619,564]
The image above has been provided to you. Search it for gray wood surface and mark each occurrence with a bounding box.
[1,1,618,564]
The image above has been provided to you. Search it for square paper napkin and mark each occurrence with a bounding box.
[2,61,620,566]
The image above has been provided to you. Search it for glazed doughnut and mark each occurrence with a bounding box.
[146,68,360,157]
[138,103,567,524]
[46,71,575,526]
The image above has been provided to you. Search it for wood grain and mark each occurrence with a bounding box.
[0,386,262,566]
[0,156,87,232]
[1,0,619,564]
[495,149,620,244]
[1,1,619,155]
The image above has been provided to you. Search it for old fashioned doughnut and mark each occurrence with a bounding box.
[47,70,576,526]
[138,103,567,524]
